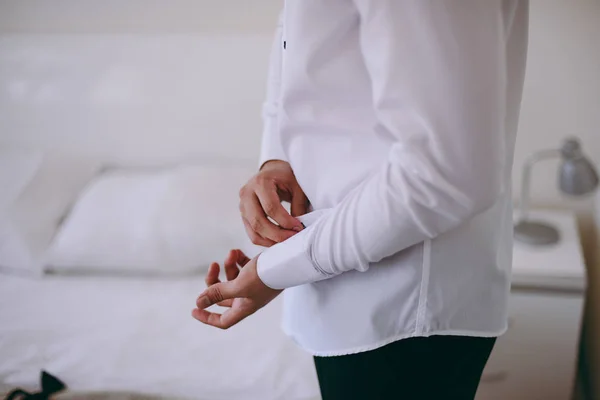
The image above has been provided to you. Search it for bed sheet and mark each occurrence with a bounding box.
[0,274,320,400]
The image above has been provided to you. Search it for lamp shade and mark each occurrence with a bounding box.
[558,138,599,196]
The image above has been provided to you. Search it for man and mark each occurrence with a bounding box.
[193,1,529,398]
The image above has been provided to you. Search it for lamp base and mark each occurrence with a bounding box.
[514,220,560,245]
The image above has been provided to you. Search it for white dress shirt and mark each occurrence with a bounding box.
[257,0,529,356]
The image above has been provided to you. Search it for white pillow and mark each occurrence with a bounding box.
[45,164,259,275]
[0,147,43,212]
[0,149,100,275]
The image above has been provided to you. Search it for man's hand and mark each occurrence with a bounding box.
[239,160,308,247]
[192,249,281,330]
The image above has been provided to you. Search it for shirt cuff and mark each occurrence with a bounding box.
[256,210,331,290]
[256,228,321,289]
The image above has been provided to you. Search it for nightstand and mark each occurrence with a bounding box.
[476,210,587,400]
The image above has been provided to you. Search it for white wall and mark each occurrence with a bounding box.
[513,0,600,206]
[0,0,279,34]
[516,2,600,398]
[0,1,279,165]
[0,34,272,165]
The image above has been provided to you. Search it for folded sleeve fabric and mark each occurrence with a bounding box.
[257,1,510,290]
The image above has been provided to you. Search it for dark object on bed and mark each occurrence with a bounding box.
[4,371,66,400]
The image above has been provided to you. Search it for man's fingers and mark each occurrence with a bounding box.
[220,306,252,328]
[204,262,221,287]
[242,219,276,247]
[244,195,296,243]
[192,308,225,328]
[290,190,309,218]
[234,249,251,267]
[203,262,233,306]
[196,281,238,309]
[255,185,303,231]
[224,250,240,281]
[191,304,252,330]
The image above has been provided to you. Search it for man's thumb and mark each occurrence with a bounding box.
[196,281,237,309]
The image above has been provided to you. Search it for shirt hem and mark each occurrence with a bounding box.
[284,326,508,358]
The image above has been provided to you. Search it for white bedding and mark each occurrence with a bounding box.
[0,274,320,400]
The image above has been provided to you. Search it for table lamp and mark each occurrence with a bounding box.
[514,137,599,245]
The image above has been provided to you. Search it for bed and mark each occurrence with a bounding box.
[0,150,320,400]
[0,273,320,400]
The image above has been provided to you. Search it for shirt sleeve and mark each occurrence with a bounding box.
[257,0,510,289]
[259,11,287,168]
